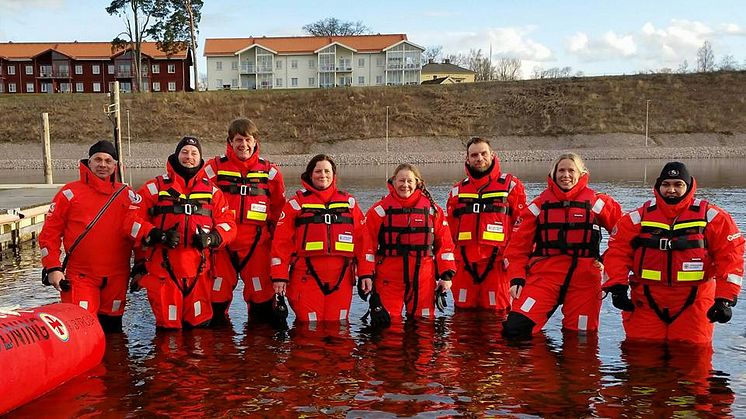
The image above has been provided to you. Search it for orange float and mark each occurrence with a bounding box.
[0,303,105,415]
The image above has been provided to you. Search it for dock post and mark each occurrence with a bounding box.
[41,112,53,184]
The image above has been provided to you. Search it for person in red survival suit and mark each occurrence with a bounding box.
[446,137,526,317]
[134,137,237,329]
[39,140,142,333]
[502,153,622,338]
[365,163,457,320]
[271,154,375,322]
[602,162,744,344]
[204,118,286,324]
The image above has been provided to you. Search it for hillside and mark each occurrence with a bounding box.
[1,71,745,153]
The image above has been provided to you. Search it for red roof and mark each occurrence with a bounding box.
[204,34,412,56]
[0,41,189,60]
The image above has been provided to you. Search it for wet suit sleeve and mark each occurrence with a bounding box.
[433,205,457,275]
[270,197,299,280]
[445,181,460,242]
[503,198,540,280]
[352,201,375,278]
[507,177,528,229]
[39,185,73,270]
[602,210,641,288]
[210,188,237,248]
[596,193,623,233]
[268,163,286,230]
[704,204,744,301]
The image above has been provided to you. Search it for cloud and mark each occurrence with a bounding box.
[566,30,636,61]
[416,25,553,62]
[0,0,63,12]
[720,23,746,35]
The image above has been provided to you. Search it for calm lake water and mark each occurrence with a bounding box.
[2,158,746,417]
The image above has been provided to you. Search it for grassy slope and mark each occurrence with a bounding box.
[1,71,744,145]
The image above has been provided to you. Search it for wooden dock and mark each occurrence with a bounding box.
[0,184,61,251]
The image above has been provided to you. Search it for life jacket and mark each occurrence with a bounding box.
[292,189,356,258]
[147,173,216,245]
[375,193,435,257]
[451,172,514,249]
[631,199,711,286]
[209,156,274,225]
[531,186,602,258]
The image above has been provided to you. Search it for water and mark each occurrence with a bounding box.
[2,158,746,417]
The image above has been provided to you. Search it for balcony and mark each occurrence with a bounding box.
[38,67,70,78]
[335,66,352,72]
[116,70,133,78]
[319,65,335,72]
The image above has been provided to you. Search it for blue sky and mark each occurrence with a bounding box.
[2,0,745,77]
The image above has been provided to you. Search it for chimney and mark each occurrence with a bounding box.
[428,58,434,64]
[443,58,450,64]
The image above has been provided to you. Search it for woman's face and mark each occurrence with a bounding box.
[555,159,581,190]
[311,160,334,190]
[393,169,418,199]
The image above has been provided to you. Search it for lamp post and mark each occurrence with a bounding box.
[645,99,650,147]
[385,106,389,154]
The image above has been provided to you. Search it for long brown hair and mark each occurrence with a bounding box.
[391,163,438,211]
[302,154,337,185]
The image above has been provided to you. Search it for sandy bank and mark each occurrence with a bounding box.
[2,133,746,170]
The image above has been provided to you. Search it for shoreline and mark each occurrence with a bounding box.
[3,133,746,169]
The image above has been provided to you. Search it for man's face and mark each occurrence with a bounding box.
[88,152,117,180]
[178,145,201,168]
[229,133,256,161]
[659,179,688,198]
[466,142,494,172]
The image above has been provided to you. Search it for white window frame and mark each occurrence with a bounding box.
[275,78,283,87]
[358,58,365,68]
[291,60,298,69]
[153,82,161,92]
[7,65,15,75]
[376,75,383,85]
[358,76,365,85]
[308,77,315,87]
[168,64,175,73]
[75,65,83,75]
[9,83,17,93]
[168,82,176,91]
[92,65,100,75]
[25,65,33,75]
[291,77,298,87]
[76,82,84,92]
[216,61,222,71]
[26,83,35,93]
[93,82,102,92]
[107,64,115,74]
[276,60,282,70]
[215,79,223,89]
[231,61,238,71]
[152,64,160,74]
[308,59,315,69]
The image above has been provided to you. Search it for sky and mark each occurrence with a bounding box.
[1,0,745,78]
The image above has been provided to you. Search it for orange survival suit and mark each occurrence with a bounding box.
[366,183,457,319]
[446,159,526,315]
[503,174,622,336]
[271,178,374,322]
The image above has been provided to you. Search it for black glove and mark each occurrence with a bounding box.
[145,227,181,248]
[193,230,222,250]
[366,291,391,328]
[707,298,734,324]
[434,287,448,313]
[129,262,147,292]
[357,275,373,301]
[606,284,635,312]
[439,270,455,282]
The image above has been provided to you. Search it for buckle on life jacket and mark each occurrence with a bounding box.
[240,184,248,196]
[324,213,332,224]
[184,203,193,215]
[472,203,481,214]
[659,238,671,250]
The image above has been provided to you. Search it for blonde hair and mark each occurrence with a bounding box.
[549,152,588,180]
[390,163,438,210]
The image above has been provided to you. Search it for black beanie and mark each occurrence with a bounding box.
[656,161,692,187]
[88,140,118,160]
[174,136,202,156]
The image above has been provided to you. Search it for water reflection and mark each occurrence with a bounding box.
[3,159,746,416]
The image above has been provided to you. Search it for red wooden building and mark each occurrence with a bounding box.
[0,41,192,94]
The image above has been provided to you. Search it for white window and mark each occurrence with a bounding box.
[0,84,4,93]
[231,79,238,87]
[308,77,315,86]
[25,65,33,75]
[26,83,34,93]
[93,82,101,92]
[76,82,84,92]
[358,76,365,85]
[309,59,315,69]
[275,78,283,87]
[153,82,161,92]
[376,75,383,85]
[358,58,365,68]
[231,61,238,71]
[152,64,160,74]
[168,82,176,91]
[92,65,100,75]
[215,79,223,89]
[168,64,175,73]
[7,65,15,75]
[75,65,83,75]
[40,83,51,93]
[276,60,282,70]
[376,57,384,67]
[60,83,71,93]
[216,61,222,71]
[291,77,298,87]
[291,60,298,69]
[107,64,115,74]
[9,83,17,93]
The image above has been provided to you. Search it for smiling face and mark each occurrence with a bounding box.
[466,141,494,173]
[178,145,201,168]
[229,133,256,161]
[88,152,117,180]
[659,179,688,199]
[393,169,419,199]
[311,160,334,190]
[554,159,581,190]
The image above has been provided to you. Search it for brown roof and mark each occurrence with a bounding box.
[204,34,411,56]
[422,62,475,74]
[0,41,189,60]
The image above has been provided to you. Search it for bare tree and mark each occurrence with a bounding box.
[676,59,689,74]
[423,45,443,63]
[696,41,715,72]
[198,72,208,91]
[107,0,158,92]
[302,18,370,36]
[462,49,494,81]
[494,57,521,81]
[718,54,738,71]
[531,66,573,79]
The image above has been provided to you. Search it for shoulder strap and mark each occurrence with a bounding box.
[61,184,128,270]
